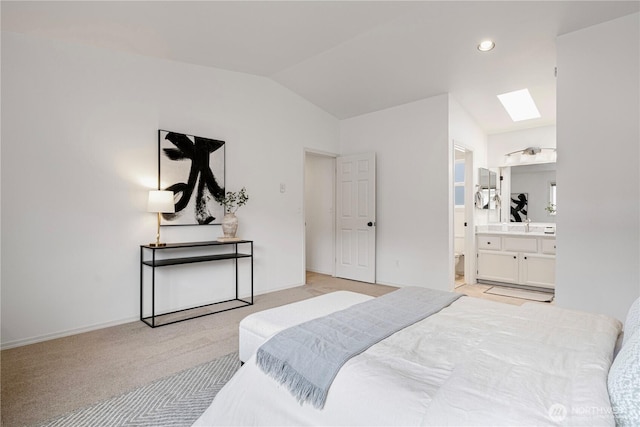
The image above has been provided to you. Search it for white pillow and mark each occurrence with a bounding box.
[623,297,640,346]
[608,329,639,426]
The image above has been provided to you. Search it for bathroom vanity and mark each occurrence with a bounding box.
[476,225,556,289]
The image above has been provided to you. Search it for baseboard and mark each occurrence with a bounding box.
[254,282,304,295]
[1,316,138,350]
[1,283,306,350]
[372,279,404,288]
[306,268,334,276]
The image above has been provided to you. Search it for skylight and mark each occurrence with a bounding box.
[497,89,541,122]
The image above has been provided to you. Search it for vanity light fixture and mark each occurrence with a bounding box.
[497,88,541,121]
[477,40,495,52]
[504,147,556,165]
[147,190,175,247]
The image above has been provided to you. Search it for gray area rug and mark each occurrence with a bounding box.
[39,352,240,427]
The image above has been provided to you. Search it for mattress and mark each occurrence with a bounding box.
[194,295,621,426]
[239,291,374,362]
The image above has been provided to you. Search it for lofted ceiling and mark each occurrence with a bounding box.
[2,1,638,134]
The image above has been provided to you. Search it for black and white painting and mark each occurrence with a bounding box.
[158,130,225,225]
[510,193,528,222]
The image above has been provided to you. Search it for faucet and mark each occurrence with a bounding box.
[525,218,531,232]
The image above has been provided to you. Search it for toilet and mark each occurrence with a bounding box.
[455,252,464,276]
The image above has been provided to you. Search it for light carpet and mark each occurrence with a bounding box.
[39,352,240,427]
[484,286,554,302]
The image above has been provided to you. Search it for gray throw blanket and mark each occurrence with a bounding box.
[256,287,462,409]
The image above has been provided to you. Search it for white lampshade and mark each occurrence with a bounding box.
[147,190,175,213]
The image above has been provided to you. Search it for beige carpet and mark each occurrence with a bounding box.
[2,274,537,426]
[1,273,395,427]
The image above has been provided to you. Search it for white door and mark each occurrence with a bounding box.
[335,152,376,283]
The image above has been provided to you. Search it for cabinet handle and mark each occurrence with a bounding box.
[524,256,528,260]
[487,242,491,245]
[513,256,517,259]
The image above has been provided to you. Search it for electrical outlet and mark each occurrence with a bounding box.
[280,183,286,193]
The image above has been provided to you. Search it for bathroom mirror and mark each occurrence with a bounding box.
[478,168,497,210]
[508,162,556,223]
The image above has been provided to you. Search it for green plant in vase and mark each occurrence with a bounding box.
[217,187,249,240]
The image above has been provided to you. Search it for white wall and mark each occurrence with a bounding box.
[1,32,339,347]
[487,125,556,168]
[340,95,450,290]
[304,153,335,275]
[448,96,488,282]
[556,13,639,322]
[449,96,488,170]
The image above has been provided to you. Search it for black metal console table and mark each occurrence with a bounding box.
[140,240,253,327]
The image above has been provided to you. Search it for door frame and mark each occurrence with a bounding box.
[463,147,476,285]
[302,148,338,283]
[451,142,476,287]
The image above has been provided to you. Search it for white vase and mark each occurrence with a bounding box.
[221,212,238,238]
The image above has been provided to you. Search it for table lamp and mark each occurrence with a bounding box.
[147,190,175,247]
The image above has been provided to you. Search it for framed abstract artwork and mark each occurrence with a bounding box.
[510,192,528,222]
[158,130,225,225]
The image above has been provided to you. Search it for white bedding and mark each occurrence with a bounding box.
[194,296,621,426]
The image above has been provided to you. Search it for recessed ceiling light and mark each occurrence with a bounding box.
[497,89,541,122]
[477,40,495,52]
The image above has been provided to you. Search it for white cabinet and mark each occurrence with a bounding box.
[477,251,519,283]
[477,234,555,289]
[477,235,502,250]
[540,239,557,254]
[520,253,555,289]
[504,237,537,253]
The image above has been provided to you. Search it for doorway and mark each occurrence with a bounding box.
[303,150,377,285]
[304,151,336,279]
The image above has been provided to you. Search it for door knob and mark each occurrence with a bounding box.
[367,221,374,227]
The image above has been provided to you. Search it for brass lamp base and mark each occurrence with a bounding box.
[149,212,167,247]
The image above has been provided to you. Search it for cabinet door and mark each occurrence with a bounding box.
[520,253,555,289]
[541,239,557,254]
[477,250,519,284]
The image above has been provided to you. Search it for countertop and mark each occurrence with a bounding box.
[476,224,556,237]
[476,230,555,237]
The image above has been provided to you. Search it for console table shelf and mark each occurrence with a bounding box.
[140,240,253,328]
[142,253,252,267]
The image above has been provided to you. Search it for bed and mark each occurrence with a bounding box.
[194,290,639,426]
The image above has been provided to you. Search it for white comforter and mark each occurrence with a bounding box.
[195,296,621,426]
